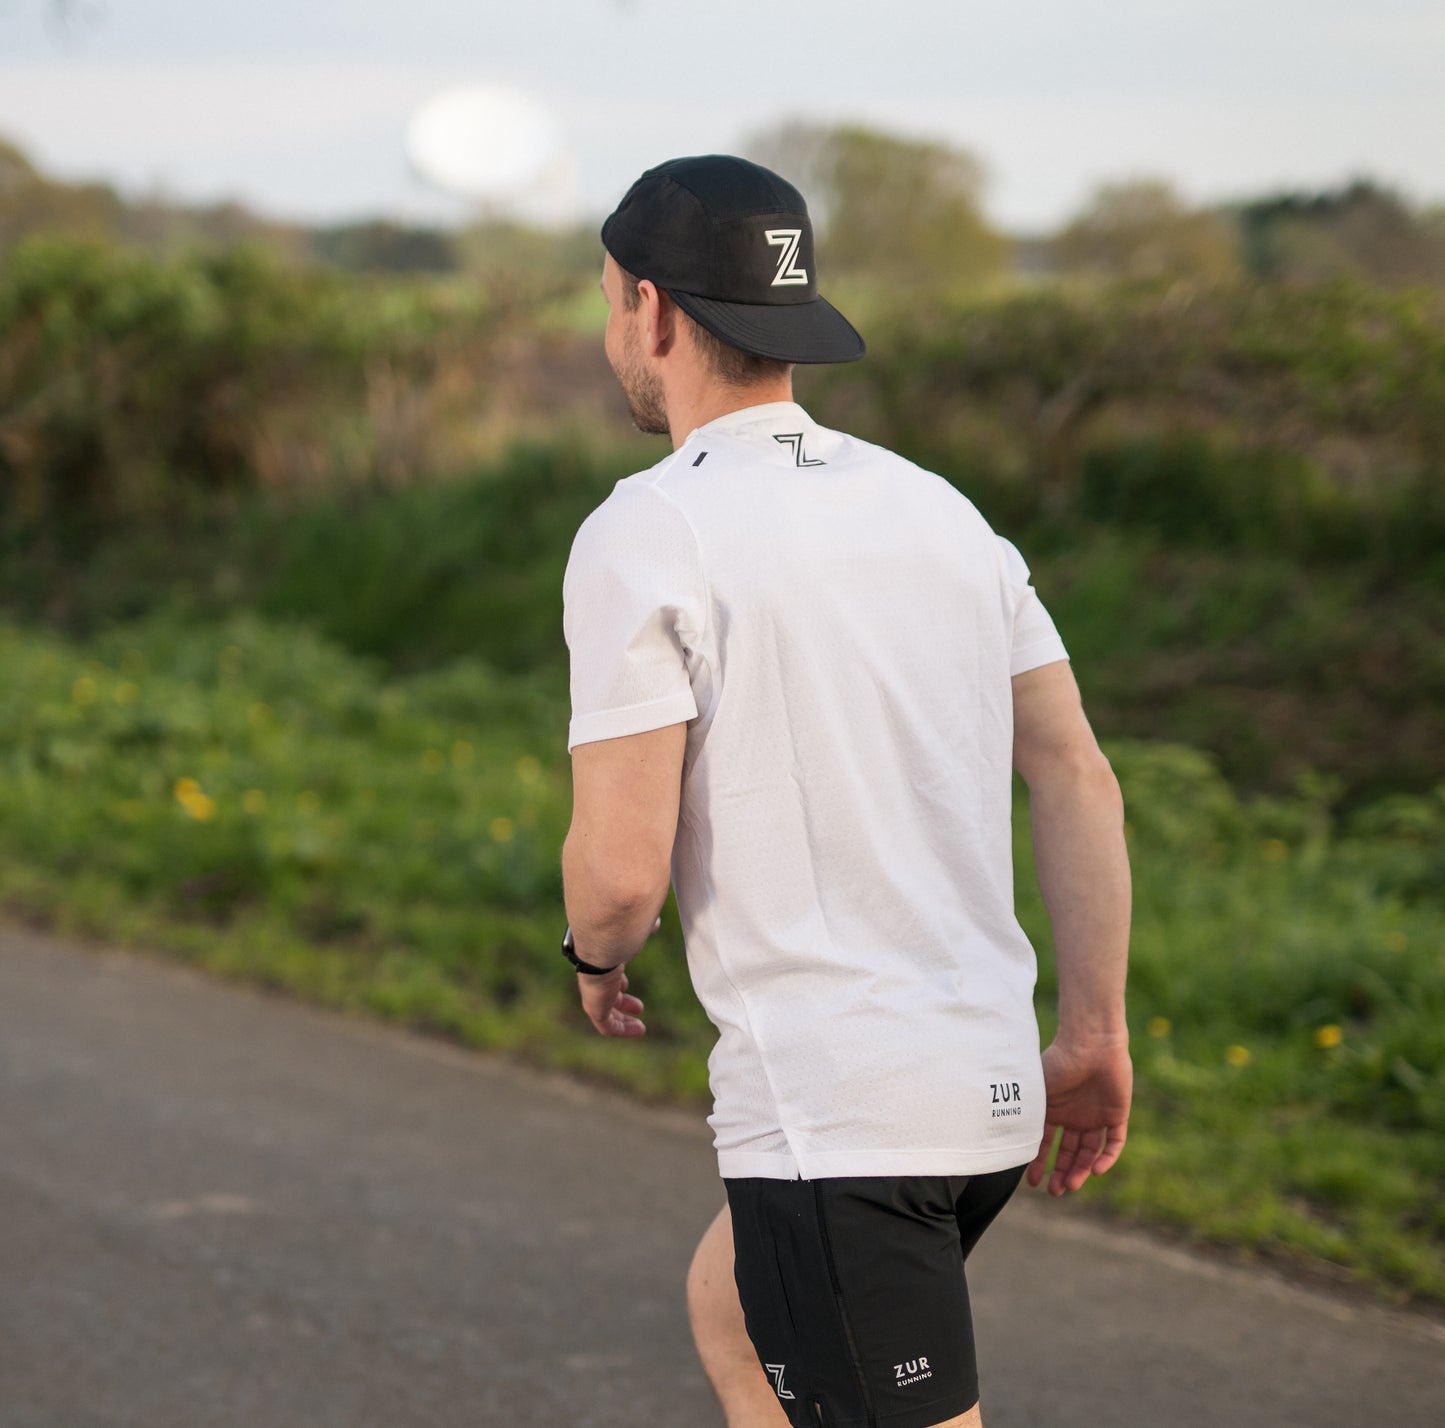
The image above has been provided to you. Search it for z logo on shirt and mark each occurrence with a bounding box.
[774,433,825,467]
[765,228,809,286]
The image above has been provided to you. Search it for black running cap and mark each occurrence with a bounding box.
[601,155,865,365]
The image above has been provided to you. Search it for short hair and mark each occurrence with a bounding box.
[617,265,792,388]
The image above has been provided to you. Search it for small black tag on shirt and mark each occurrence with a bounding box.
[693,451,708,466]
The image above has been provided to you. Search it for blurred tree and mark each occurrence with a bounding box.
[0,136,121,256]
[1053,179,1242,284]
[0,234,520,536]
[0,132,435,270]
[115,194,310,263]
[746,121,1009,297]
[310,220,459,274]
[1235,179,1445,286]
[0,138,38,194]
[453,220,600,285]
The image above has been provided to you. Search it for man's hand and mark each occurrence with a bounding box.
[1026,1035,1133,1196]
[576,914,662,1037]
[578,966,648,1037]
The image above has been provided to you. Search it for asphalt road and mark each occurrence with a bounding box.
[2,922,1441,1428]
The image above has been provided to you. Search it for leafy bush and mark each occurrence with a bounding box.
[247,439,628,674]
[8,235,1445,577]
[0,236,506,533]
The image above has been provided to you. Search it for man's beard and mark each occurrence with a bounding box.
[613,326,669,436]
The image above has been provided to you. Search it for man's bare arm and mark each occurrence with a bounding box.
[1012,660,1133,1196]
[562,721,686,1036]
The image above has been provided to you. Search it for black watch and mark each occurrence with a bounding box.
[561,926,619,976]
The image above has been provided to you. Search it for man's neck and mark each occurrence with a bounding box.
[667,379,796,450]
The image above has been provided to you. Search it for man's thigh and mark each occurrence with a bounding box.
[724,1167,1023,1428]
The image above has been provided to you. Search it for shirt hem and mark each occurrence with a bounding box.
[716,1141,1040,1180]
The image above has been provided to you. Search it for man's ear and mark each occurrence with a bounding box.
[637,278,677,359]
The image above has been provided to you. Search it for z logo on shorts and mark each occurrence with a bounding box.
[765,229,809,286]
[764,1363,796,1401]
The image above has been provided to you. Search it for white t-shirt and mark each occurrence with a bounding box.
[563,401,1068,1179]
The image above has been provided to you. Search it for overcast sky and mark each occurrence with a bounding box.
[1,0,1441,231]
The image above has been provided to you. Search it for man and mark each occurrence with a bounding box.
[560,155,1131,1428]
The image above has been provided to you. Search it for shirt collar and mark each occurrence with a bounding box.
[684,401,816,445]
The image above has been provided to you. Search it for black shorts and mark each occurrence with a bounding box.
[725,1166,1025,1428]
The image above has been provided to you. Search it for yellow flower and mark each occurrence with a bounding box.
[516,754,542,783]
[1261,839,1288,863]
[489,816,515,844]
[174,779,216,822]
[1147,1016,1172,1038]
[181,792,217,822]
[115,681,139,706]
[241,789,268,815]
[420,748,445,773]
[296,790,321,814]
[1314,1024,1343,1049]
[1225,1044,1251,1067]
[72,675,98,705]
[1385,930,1408,953]
[450,740,474,769]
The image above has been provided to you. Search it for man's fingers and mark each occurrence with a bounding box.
[1063,1142,1100,1192]
[1048,1127,1081,1195]
[1026,1124,1059,1188]
[1090,1123,1128,1178]
[1032,1120,1130,1195]
[1021,1121,1132,1194]
[587,1005,647,1037]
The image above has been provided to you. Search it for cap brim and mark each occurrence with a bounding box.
[667,289,865,365]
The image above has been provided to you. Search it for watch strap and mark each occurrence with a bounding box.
[561,926,620,976]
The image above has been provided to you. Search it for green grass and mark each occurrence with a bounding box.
[1,610,1441,1306]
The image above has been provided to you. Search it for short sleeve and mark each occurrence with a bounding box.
[562,480,704,752]
[996,536,1069,676]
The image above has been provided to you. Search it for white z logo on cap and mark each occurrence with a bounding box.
[765,228,808,286]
